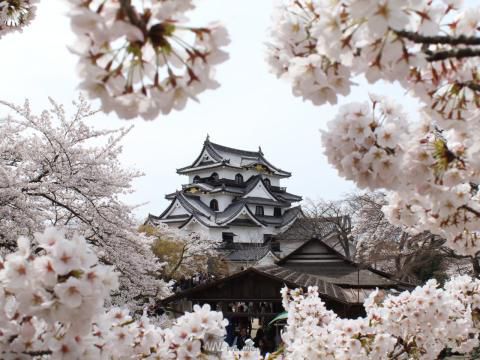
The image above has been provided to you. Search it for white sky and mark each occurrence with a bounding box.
[1,1,426,220]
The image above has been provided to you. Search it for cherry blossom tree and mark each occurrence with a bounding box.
[0,228,245,359]
[268,0,480,259]
[1,0,230,120]
[0,97,169,307]
[280,277,480,359]
[265,1,480,357]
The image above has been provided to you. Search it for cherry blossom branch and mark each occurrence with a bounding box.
[462,81,480,92]
[461,205,480,218]
[118,0,147,36]
[22,350,52,357]
[426,48,480,62]
[395,30,480,46]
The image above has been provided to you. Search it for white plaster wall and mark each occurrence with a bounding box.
[269,177,280,186]
[247,204,275,216]
[168,202,189,216]
[198,194,234,211]
[177,221,281,244]
[228,226,264,243]
[207,226,263,243]
[244,182,276,200]
[182,221,210,236]
[208,228,226,242]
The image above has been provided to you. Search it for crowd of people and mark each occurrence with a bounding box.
[226,326,279,356]
[171,273,215,292]
[170,278,283,356]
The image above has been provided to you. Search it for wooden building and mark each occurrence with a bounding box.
[160,234,412,321]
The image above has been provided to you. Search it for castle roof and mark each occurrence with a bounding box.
[177,136,291,177]
[146,191,303,230]
[167,175,302,203]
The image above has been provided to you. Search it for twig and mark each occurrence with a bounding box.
[119,0,147,36]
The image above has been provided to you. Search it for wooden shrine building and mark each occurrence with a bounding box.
[160,233,413,321]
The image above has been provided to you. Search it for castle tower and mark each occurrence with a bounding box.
[146,137,303,244]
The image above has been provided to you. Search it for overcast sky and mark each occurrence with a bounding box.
[1,1,424,220]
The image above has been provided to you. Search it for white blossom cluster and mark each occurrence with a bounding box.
[0,228,248,359]
[0,0,38,38]
[281,276,480,359]
[67,0,230,120]
[269,0,480,257]
[267,0,479,116]
[322,95,480,256]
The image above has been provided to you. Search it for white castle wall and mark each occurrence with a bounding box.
[180,221,279,244]
[208,225,279,243]
[169,202,189,216]
[198,194,234,212]
[246,204,275,216]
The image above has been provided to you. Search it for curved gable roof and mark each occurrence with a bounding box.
[242,175,280,201]
[216,202,267,227]
[177,137,291,177]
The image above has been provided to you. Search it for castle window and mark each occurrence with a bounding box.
[193,175,201,184]
[264,178,271,187]
[210,199,219,211]
[263,234,274,242]
[270,241,280,252]
[222,232,234,244]
[211,172,219,181]
[255,206,264,216]
[274,207,282,217]
[235,173,243,184]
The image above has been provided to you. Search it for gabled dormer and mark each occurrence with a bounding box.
[242,176,278,201]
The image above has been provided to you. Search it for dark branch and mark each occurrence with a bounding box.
[395,30,480,46]
[462,205,480,218]
[426,48,480,62]
[119,0,147,35]
[23,350,52,356]
[461,81,480,92]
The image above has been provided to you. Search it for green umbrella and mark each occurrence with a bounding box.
[268,311,288,326]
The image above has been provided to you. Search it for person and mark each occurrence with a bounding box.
[232,327,250,350]
[253,328,264,348]
[225,321,235,347]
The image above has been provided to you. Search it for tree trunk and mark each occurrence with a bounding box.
[471,257,480,278]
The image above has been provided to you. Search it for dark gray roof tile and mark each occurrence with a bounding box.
[225,246,270,261]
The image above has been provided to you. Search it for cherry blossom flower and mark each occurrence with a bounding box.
[0,0,38,39]
[67,0,230,120]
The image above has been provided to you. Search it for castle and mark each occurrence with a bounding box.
[146,136,303,244]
